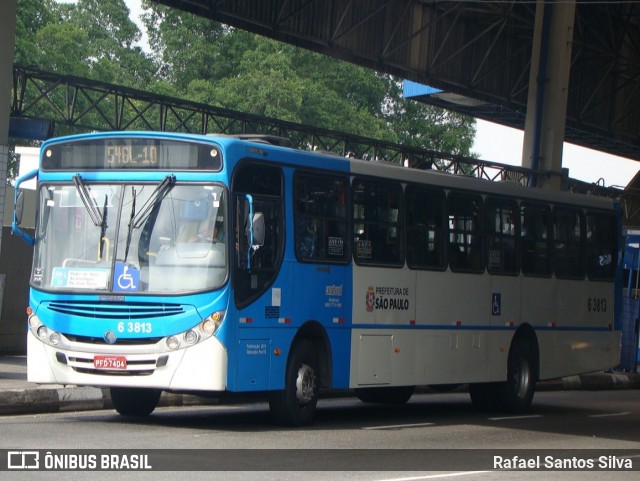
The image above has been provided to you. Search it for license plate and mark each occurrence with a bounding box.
[93,355,127,370]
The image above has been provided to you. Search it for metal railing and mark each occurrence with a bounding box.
[10,65,632,213]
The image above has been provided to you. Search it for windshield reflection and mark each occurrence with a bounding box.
[32,183,227,294]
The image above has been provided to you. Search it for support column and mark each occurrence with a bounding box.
[0,0,17,351]
[522,0,576,189]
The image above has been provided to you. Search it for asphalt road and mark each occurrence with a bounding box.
[1,389,639,480]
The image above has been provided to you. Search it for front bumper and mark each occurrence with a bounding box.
[27,331,228,392]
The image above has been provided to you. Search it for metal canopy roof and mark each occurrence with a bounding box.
[152,0,640,161]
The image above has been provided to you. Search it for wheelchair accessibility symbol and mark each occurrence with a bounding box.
[114,263,139,292]
[491,293,501,316]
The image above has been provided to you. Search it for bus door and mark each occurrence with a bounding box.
[231,162,285,390]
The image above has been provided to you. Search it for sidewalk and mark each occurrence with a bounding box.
[0,355,638,416]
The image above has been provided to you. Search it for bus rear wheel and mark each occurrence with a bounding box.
[469,340,536,413]
[269,340,319,427]
[110,387,161,416]
[502,340,536,413]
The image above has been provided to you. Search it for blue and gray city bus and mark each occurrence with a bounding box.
[12,131,622,425]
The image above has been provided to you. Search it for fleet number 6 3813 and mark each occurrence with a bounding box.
[117,322,153,334]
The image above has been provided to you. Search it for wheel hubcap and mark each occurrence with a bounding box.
[295,363,316,404]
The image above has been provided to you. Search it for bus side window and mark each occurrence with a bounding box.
[405,186,445,270]
[448,192,483,273]
[485,197,518,275]
[293,172,349,263]
[554,208,585,279]
[586,212,616,281]
[520,203,551,277]
[352,178,403,266]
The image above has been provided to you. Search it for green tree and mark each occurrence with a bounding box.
[142,2,475,157]
[11,0,159,176]
[14,0,58,68]
[17,0,156,87]
[142,2,227,90]
[13,0,476,164]
[384,79,477,155]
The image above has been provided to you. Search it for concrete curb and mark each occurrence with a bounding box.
[0,387,223,416]
[560,372,640,391]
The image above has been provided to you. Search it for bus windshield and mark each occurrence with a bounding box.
[32,182,227,294]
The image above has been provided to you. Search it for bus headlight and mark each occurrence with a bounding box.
[183,330,199,345]
[159,310,225,353]
[201,310,224,336]
[28,314,40,330]
[166,336,180,351]
[37,325,48,340]
[29,313,65,348]
[49,332,61,346]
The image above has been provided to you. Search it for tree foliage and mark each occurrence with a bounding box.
[16,0,156,87]
[13,0,476,166]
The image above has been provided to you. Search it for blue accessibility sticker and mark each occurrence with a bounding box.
[113,262,140,292]
[491,293,501,316]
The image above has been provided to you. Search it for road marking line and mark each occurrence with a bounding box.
[362,422,435,430]
[588,411,631,418]
[376,471,490,481]
[488,414,543,421]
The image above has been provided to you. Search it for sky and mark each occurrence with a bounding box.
[57,0,640,189]
[474,119,639,189]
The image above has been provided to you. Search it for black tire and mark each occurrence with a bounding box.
[469,340,536,413]
[502,340,536,413]
[269,340,319,427]
[110,387,161,416]
[354,386,415,404]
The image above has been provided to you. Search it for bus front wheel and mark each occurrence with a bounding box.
[269,340,319,427]
[110,387,161,416]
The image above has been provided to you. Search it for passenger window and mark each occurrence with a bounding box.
[405,186,446,270]
[520,203,552,277]
[293,172,349,263]
[485,198,518,275]
[352,179,403,266]
[554,208,585,279]
[586,212,616,281]
[448,193,483,273]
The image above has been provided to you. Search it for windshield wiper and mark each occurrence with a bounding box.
[131,175,176,229]
[73,175,103,226]
[123,175,175,262]
[124,186,137,262]
[98,194,108,260]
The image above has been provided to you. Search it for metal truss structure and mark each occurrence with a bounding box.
[153,0,640,162]
[10,66,633,215]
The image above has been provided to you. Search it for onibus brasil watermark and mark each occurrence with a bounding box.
[6,451,151,471]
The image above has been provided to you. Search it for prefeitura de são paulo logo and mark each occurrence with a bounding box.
[366,286,375,312]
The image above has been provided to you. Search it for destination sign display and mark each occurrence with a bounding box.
[42,138,222,171]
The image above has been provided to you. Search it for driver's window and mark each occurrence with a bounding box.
[232,163,283,308]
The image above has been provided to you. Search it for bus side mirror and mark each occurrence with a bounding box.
[15,190,24,226]
[243,194,265,269]
[12,168,38,246]
[251,212,265,247]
